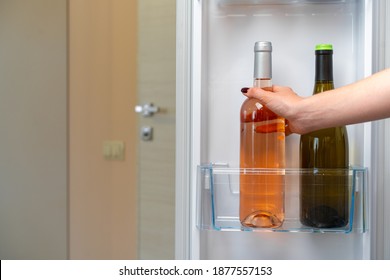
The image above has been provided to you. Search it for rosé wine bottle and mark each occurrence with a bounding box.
[240,41,285,228]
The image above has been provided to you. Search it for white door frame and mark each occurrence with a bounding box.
[176,0,203,260]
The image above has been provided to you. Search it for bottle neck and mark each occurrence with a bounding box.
[253,78,272,90]
[254,49,272,81]
[315,50,333,83]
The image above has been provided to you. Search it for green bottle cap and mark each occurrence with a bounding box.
[315,44,333,51]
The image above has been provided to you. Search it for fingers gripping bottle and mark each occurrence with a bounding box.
[239,41,286,228]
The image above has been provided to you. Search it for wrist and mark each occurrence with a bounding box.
[286,96,313,135]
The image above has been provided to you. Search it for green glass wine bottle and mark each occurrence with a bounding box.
[299,44,349,228]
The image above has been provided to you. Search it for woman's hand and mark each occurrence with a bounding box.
[242,86,307,135]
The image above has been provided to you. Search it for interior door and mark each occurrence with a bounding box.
[136,0,176,259]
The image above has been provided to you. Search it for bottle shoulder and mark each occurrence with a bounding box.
[313,81,334,94]
[300,126,348,140]
[240,97,260,109]
[240,98,279,122]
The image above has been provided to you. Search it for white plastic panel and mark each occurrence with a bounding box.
[200,0,367,168]
[200,231,366,259]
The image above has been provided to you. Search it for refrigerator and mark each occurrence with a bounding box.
[176,0,390,260]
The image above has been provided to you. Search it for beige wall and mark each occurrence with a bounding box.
[0,0,68,259]
[69,0,138,259]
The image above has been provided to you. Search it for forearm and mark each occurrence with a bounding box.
[295,68,390,132]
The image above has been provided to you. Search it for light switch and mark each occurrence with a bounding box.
[103,141,125,160]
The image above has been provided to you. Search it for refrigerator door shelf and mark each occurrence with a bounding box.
[197,164,367,234]
[219,0,351,5]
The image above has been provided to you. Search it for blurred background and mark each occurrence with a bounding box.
[0,0,176,259]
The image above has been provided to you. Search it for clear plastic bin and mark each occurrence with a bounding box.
[197,164,367,233]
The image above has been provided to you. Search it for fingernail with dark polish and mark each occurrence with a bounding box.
[241,87,249,93]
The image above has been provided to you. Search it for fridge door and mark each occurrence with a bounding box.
[370,0,390,260]
[176,0,380,260]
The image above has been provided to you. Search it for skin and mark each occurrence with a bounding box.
[242,68,390,135]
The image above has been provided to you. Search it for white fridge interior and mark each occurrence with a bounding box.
[191,0,373,260]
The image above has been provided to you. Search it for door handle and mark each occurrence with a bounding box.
[134,103,159,117]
